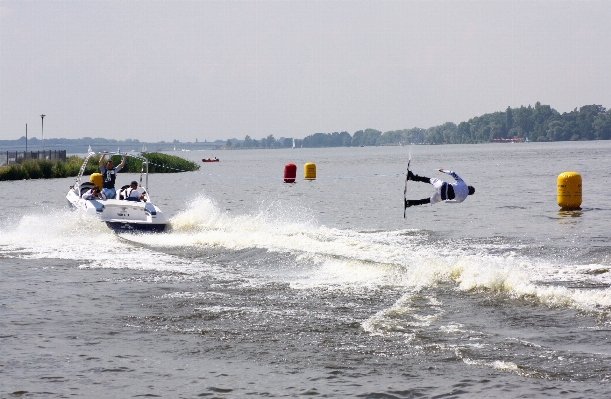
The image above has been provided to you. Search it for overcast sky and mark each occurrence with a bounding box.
[1,1,610,143]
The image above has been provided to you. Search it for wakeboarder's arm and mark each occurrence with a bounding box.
[439,169,463,183]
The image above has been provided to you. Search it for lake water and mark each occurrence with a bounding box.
[1,141,611,398]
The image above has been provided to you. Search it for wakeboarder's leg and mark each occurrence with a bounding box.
[408,171,431,184]
[405,198,431,207]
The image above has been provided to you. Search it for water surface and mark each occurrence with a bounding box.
[1,141,611,397]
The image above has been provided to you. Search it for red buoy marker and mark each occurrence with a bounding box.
[284,163,297,183]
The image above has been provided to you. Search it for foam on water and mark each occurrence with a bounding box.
[362,291,444,340]
[462,358,522,375]
[130,196,611,317]
[3,195,611,318]
[0,208,204,275]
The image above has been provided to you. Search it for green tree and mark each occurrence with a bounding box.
[577,105,605,140]
[351,130,364,146]
[593,108,611,140]
[506,106,513,132]
[361,129,382,146]
[457,122,472,143]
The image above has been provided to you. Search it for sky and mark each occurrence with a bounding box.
[1,1,610,143]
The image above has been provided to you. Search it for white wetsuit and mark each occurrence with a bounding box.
[429,170,469,204]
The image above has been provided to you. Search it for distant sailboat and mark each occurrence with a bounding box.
[141,144,147,152]
[292,139,295,149]
[87,145,92,153]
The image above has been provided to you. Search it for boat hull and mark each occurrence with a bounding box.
[105,221,166,232]
[66,190,167,233]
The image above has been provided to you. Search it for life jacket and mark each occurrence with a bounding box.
[440,182,455,201]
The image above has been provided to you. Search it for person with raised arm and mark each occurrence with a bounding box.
[99,153,126,199]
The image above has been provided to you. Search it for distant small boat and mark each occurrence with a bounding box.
[202,158,219,162]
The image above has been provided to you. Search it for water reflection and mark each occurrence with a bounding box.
[558,209,583,219]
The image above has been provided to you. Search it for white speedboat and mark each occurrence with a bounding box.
[66,151,167,232]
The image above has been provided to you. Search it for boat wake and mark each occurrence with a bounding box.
[117,194,611,318]
[3,194,611,318]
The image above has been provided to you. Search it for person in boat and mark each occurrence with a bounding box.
[99,154,126,199]
[121,180,146,202]
[82,186,106,200]
[405,169,475,207]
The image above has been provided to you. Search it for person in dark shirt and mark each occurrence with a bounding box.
[99,154,126,199]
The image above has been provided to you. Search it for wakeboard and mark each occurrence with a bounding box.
[403,160,411,218]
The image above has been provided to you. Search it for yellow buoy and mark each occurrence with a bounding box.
[557,172,581,209]
[89,172,103,189]
[304,162,316,180]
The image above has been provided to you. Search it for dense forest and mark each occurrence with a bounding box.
[228,102,611,148]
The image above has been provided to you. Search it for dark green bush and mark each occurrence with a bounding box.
[0,164,24,180]
[39,160,54,178]
[21,160,42,179]
[52,160,68,178]
[0,152,198,181]
[143,152,199,173]
[104,153,199,173]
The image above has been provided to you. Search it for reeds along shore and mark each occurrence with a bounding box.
[0,153,199,181]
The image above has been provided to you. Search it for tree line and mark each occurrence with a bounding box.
[4,102,609,150]
[229,102,611,148]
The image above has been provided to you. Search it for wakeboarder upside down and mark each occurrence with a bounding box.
[405,169,475,208]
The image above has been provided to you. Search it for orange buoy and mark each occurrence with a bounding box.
[284,163,297,183]
[557,172,582,209]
